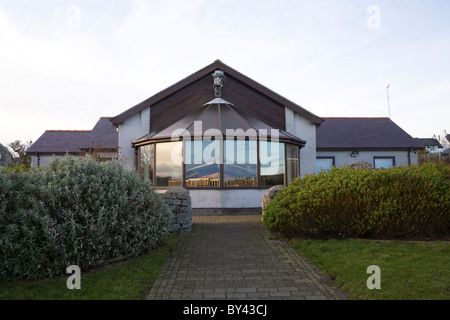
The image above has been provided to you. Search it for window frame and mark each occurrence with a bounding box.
[138,144,155,183]
[373,156,396,169]
[138,139,301,190]
[259,141,286,188]
[286,144,300,185]
[184,139,223,189]
[154,141,183,188]
[316,156,336,174]
[223,139,259,188]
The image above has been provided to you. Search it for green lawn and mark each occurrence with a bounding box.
[2,234,448,300]
[291,238,450,300]
[0,235,177,300]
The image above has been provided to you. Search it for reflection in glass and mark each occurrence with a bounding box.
[286,144,299,185]
[224,140,257,187]
[140,139,301,189]
[260,142,284,186]
[155,142,183,187]
[139,144,154,183]
[184,140,221,187]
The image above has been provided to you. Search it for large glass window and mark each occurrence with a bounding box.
[155,142,183,187]
[286,144,299,185]
[316,156,335,173]
[184,140,221,187]
[139,144,154,182]
[260,141,285,186]
[224,139,258,187]
[139,139,303,189]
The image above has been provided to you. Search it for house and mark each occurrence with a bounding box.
[316,117,421,172]
[28,60,420,212]
[436,130,450,156]
[437,130,450,148]
[414,137,443,153]
[110,60,322,211]
[110,60,420,212]
[0,143,14,167]
[27,117,118,167]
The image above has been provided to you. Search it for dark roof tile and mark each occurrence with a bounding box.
[317,118,422,150]
[27,117,118,154]
[80,117,118,150]
[415,138,443,148]
[27,130,91,154]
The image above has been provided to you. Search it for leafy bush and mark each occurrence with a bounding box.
[5,164,30,173]
[263,163,450,240]
[0,156,171,282]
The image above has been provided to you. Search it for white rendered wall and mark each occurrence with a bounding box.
[117,107,151,170]
[31,154,75,167]
[316,150,418,168]
[189,189,267,209]
[39,155,59,167]
[285,107,317,177]
[410,150,419,166]
[155,189,266,209]
[31,155,38,167]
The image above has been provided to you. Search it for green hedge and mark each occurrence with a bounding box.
[263,163,450,240]
[0,156,171,282]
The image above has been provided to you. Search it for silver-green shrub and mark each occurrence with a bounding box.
[0,156,171,282]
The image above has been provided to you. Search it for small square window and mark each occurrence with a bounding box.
[316,157,335,174]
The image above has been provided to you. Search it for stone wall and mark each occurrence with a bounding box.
[163,187,192,233]
[262,185,285,214]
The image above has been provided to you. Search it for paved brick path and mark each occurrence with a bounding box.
[148,215,347,300]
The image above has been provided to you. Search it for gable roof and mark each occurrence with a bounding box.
[27,117,118,155]
[26,130,91,154]
[415,138,443,149]
[80,117,118,150]
[111,60,323,126]
[316,117,422,150]
[0,143,13,157]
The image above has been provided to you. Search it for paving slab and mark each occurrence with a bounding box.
[148,215,347,300]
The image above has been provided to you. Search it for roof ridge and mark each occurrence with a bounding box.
[111,60,323,125]
[322,117,390,119]
[45,130,91,132]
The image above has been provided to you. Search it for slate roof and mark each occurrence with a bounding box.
[0,143,14,166]
[80,117,117,150]
[27,130,91,154]
[27,117,118,155]
[415,138,443,149]
[0,143,13,157]
[316,117,422,150]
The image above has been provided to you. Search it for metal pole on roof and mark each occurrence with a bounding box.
[386,84,391,119]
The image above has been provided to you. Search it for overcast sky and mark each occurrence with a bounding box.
[1,0,449,148]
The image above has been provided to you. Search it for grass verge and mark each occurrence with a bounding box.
[0,234,178,300]
[291,238,450,300]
